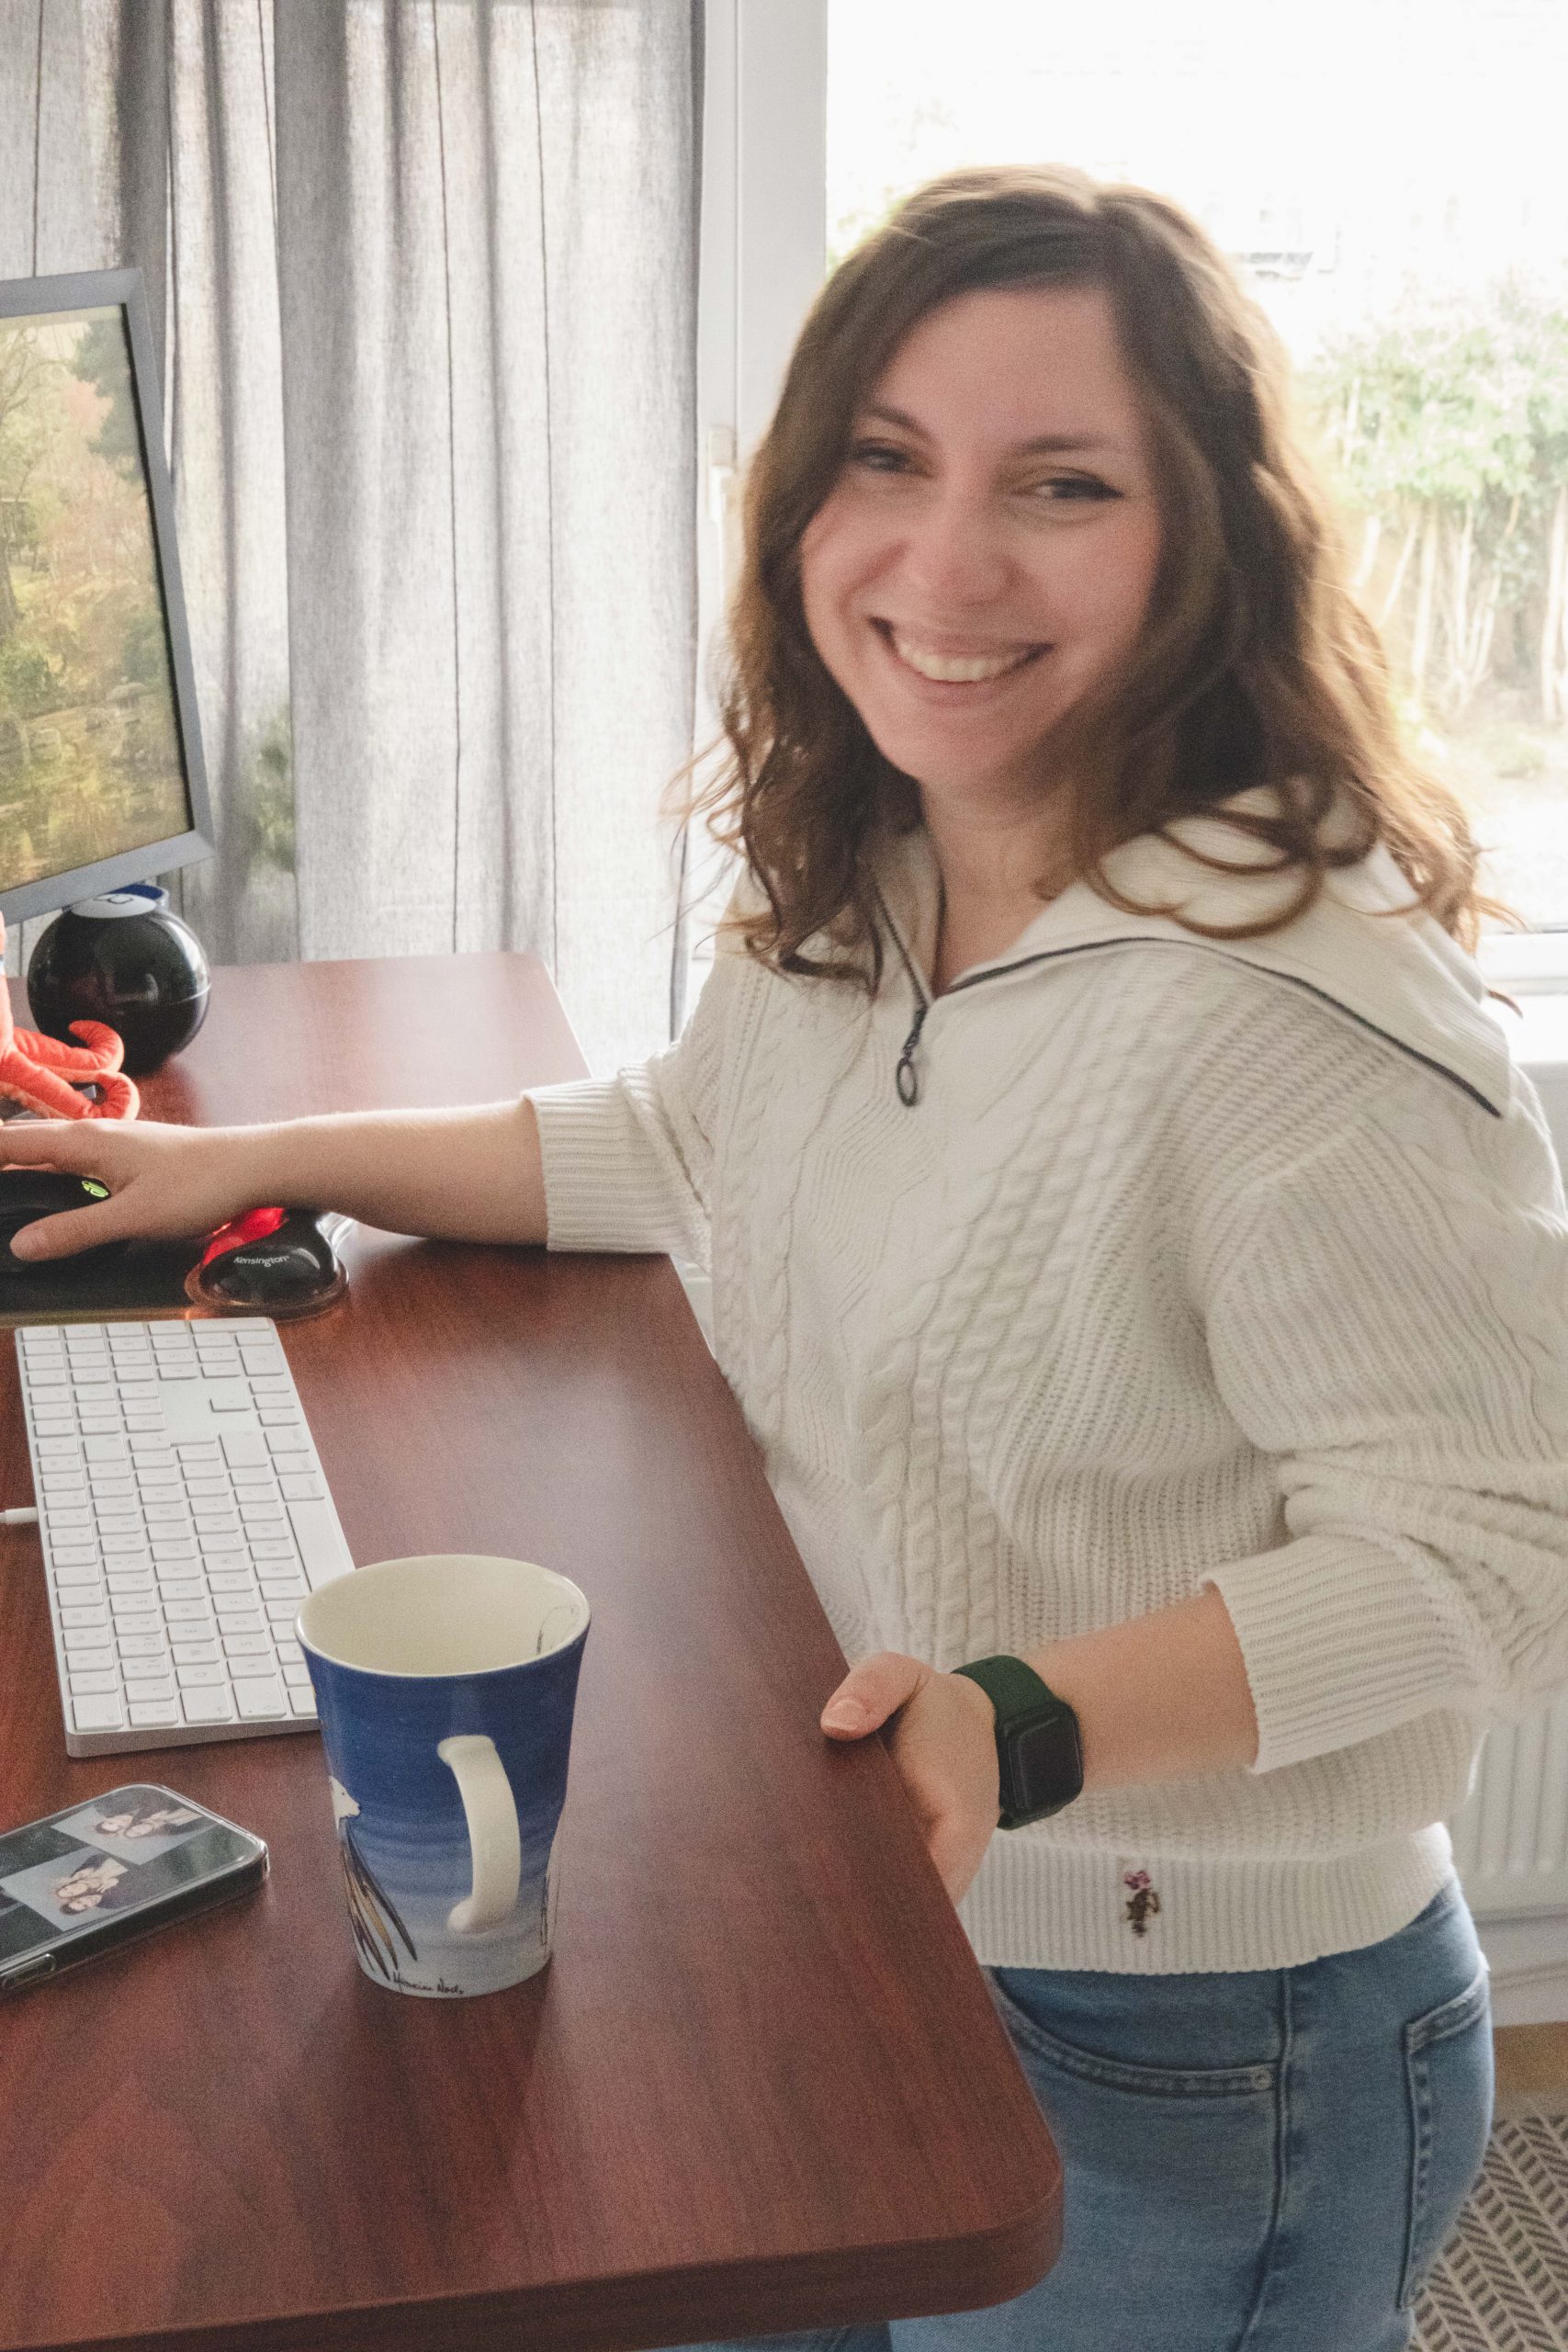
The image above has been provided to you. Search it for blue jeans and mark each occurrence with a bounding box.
[679,1875,1494,2352]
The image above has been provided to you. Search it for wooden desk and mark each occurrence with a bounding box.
[0,955,1060,2352]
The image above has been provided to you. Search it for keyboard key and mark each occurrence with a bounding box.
[176,1661,228,1689]
[118,1632,172,1658]
[182,1690,236,1724]
[164,1599,215,1623]
[220,1430,269,1468]
[54,1563,107,1589]
[72,1694,126,1732]
[59,1604,109,1628]
[288,1500,355,1588]
[124,1676,177,1703]
[70,1669,121,1696]
[130,1701,182,1727]
[282,1661,313,1687]
[49,1544,102,1566]
[172,1641,222,1666]
[63,1633,116,1661]
[288,1687,318,1718]
[224,1634,274,1659]
[233,1676,286,1719]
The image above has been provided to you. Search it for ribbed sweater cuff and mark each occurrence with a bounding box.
[1203,1532,1474,1775]
[527,1080,688,1256]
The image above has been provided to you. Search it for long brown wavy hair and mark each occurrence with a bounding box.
[683,164,1515,989]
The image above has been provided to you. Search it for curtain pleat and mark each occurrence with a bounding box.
[5,0,699,1077]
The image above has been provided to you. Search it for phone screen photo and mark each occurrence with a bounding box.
[0,1783,267,1992]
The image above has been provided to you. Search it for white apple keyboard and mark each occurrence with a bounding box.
[13,1316,356,1756]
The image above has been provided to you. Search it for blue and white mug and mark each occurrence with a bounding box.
[297,1555,590,1998]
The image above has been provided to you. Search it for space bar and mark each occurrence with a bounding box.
[289,1498,356,1589]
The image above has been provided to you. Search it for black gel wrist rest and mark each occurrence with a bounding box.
[0,1238,201,1327]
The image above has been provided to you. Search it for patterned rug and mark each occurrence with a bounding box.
[1412,2112,1568,2351]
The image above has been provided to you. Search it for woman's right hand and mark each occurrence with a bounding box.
[0,1118,269,1262]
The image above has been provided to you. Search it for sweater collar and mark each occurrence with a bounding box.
[874,787,1513,1119]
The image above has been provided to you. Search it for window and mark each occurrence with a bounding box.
[696,0,1568,988]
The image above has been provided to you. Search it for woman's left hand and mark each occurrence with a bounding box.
[820,1654,1000,1905]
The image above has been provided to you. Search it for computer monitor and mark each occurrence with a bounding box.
[0,266,213,929]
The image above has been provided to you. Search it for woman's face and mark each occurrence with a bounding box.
[798,282,1162,813]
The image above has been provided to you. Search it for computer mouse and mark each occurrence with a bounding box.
[0,1168,130,1275]
[186,1205,350,1318]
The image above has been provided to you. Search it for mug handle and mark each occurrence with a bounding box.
[436,1735,522,1933]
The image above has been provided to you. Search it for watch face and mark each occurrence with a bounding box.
[1004,1711,1083,1813]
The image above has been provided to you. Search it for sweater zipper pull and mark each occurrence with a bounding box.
[896,1001,929,1106]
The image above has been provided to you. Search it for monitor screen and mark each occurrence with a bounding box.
[0,271,212,926]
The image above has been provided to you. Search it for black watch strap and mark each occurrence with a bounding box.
[953,1654,1085,1828]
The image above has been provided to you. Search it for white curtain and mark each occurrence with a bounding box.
[2,0,701,1076]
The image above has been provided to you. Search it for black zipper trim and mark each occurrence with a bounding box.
[873,885,1504,1119]
[896,1003,929,1105]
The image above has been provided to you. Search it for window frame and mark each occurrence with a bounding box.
[694,0,826,746]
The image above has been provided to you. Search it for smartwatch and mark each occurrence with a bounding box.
[953,1655,1085,1828]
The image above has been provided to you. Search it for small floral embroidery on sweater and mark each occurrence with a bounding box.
[1122,1869,1161,1937]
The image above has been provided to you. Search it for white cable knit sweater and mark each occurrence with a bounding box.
[528,795,1568,1973]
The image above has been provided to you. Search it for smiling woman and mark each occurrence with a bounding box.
[9,161,1567,2352]
[797,281,1163,980]
[693,167,1510,1004]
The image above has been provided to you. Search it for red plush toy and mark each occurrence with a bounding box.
[0,913,140,1121]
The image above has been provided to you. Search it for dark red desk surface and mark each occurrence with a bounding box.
[0,955,1059,2352]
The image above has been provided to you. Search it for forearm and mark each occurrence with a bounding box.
[1021,1585,1259,1791]
[245,1096,548,1246]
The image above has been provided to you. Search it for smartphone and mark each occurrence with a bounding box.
[0,1782,267,1994]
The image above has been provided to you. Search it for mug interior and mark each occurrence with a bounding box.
[298,1555,589,1677]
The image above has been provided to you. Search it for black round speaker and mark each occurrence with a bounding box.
[26,888,210,1078]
